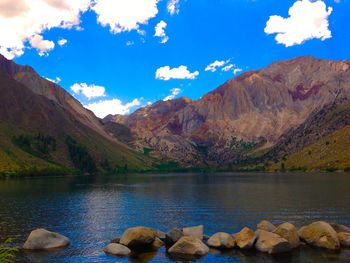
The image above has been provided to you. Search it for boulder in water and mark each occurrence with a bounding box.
[338,232,350,247]
[207,232,235,249]
[234,227,257,249]
[255,230,291,254]
[298,221,340,250]
[183,225,204,240]
[23,229,70,250]
[331,223,350,234]
[273,222,300,248]
[257,220,276,232]
[119,226,157,248]
[165,228,184,244]
[168,236,209,257]
[104,243,131,257]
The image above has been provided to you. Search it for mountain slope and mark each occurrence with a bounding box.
[263,100,350,171]
[269,124,350,172]
[106,56,350,167]
[0,56,153,176]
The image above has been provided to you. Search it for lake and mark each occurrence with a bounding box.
[1,172,350,262]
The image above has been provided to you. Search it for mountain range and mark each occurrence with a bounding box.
[104,56,350,172]
[0,55,349,176]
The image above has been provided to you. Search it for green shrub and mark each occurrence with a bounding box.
[0,238,19,263]
[12,133,56,159]
[143,147,152,156]
[323,167,338,172]
[65,136,96,174]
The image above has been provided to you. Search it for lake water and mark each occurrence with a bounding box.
[1,172,350,262]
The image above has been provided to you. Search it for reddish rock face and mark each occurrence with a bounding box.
[289,83,324,101]
[104,56,350,166]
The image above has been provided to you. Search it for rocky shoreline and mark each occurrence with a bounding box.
[22,220,350,261]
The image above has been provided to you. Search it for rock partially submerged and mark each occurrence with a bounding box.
[183,225,204,240]
[234,227,257,249]
[23,229,70,250]
[255,230,291,254]
[207,232,235,249]
[104,243,131,257]
[331,223,350,234]
[168,236,209,257]
[119,226,157,248]
[338,232,350,247]
[110,237,120,244]
[165,228,184,244]
[156,230,166,241]
[298,221,340,250]
[257,220,276,232]
[152,237,164,249]
[273,222,300,248]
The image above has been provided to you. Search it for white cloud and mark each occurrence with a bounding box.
[154,20,169,44]
[0,0,90,59]
[85,98,141,118]
[58,38,68,46]
[156,66,199,81]
[205,59,242,75]
[126,41,134,46]
[233,68,243,75]
[164,88,182,101]
[91,0,159,34]
[167,0,180,15]
[222,64,234,72]
[45,76,61,83]
[205,60,228,72]
[70,83,106,100]
[29,34,55,56]
[264,0,333,47]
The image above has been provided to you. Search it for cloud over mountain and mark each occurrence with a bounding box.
[85,98,141,118]
[71,83,106,100]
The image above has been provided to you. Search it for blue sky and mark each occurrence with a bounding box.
[1,0,349,117]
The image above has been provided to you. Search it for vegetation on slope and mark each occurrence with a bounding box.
[269,124,350,172]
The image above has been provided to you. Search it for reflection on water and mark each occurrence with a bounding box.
[0,172,350,262]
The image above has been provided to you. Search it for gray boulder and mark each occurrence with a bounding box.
[273,222,300,248]
[298,221,340,250]
[119,226,157,248]
[257,220,276,232]
[104,243,131,257]
[338,232,350,247]
[168,236,209,257]
[207,232,235,249]
[183,225,204,240]
[23,229,70,250]
[255,230,291,254]
[331,223,350,234]
[165,228,184,244]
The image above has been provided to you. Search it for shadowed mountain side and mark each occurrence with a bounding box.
[0,56,153,176]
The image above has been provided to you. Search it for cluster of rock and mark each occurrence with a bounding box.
[22,221,350,260]
[102,221,350,259]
